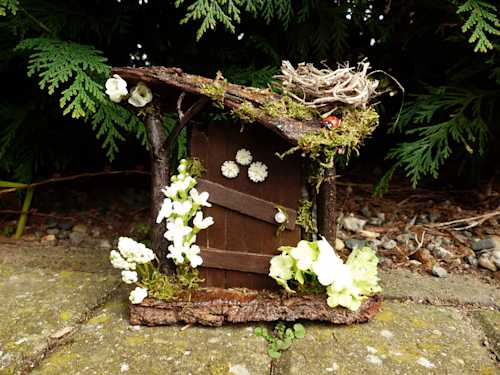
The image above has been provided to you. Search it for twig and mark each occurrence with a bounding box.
[0,170,150,196]
[176,92,186,120]
[428,210,500,229]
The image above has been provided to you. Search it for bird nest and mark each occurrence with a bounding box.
[275,61,381,115]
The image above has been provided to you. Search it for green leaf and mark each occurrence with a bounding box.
[268,349,282,359]
[0,0,18,16]
[293,323,305,339]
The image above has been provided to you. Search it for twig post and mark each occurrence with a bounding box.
[317,167,337,244]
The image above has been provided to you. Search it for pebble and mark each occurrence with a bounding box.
[335,238,345,251]
[478,255,497,272]
[57,230,70,240]
[382,239,397,250]
[464,255,478,266]
[40,234,57,245]
[472,236,500,252]
[431,265,448,278]
[58,221,74,231]
[69,232,86,245]
[359,230,379,239]
[361,206,372,218]
[72,224,88,234]
[46,228,59,235]
[345,239,367,250]
[98,239,112,249]
[341,216,367,232]
[431,246,453,259]
[396,233,412,243]
[45,219,58,229]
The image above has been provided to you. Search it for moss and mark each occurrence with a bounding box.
[295,199,317,236]
[262,96,317,121]
[185,157,206,178]
[231,101,257,123]
[201,82,226,109]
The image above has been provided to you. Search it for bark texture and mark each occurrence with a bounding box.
[129,288,383,327]
[145,110,175,274]
[317,167,337,244]
[113,66,320,144]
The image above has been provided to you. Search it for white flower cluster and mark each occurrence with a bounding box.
[221,161,239,179]
[105,75,153,108]
[248,161,268,183]
[110,237,155,304]
[221,149,268,183]
[269,237,382,311]
[157,159,214,268]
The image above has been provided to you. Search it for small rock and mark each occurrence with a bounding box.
[45,219,58,229]
[359,230,379,239]
[492,258,500,269]
[478,255,497,272]
[40,234,57,245]
[431,246,453,259]
[491,249,500,261]
[472,236,500,252]
[408,260,422,267]
[58,221,74,231]
[345,238,366,250]
[57,230,70,240]
[98,239,112,249]
[50,326,75,340]
[379,257,393,267]
[229,364,250,375]
[431,265,448,278]
[69,231,86,245]
[382,239,397,250]
[335,238,345,251]
[46,228,59,235]
[72,224,88,234]
[464,255,478,266]
[412,249,434,268]
[361,206,372,218]
[341,216,367,232]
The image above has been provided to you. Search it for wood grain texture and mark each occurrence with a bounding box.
[199,247,273,274]
[129,290,383,327]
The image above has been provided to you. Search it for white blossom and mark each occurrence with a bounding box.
[128,82,153,107]
[311,237,346,286]
[165,218,192,247]
[269,254,294,281]
[193,211,214,230]
[190,188,211,207]
[221,161,239,179]
[185,244,203,268]
[156,198,173,223]
[105,75,128,103]
[235,149,253,166]
[121,270,138,284]
[129,287,148,304]
[110,250,134,270]
[290,240,317,271]
[173,200,193,216]
[167,244,185,264]
[248,161,268,183]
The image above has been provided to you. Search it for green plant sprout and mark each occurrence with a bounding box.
[254,322,305,359]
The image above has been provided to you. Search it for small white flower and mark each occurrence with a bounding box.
[156,198,173,223]
[173,200,193,216]
[221,161,239,179]
[129,287,148,304]
[105,74,128,103]
[274,210,287,224]
[269,254,294,281]
[248,161,268,183]
[290,240,317,271]
[190,188,211,207]
[121,270,138,284]
[311,237,346,286]
[128,82,153,107]
[167,244,185,264]
[193,211,214,230]
[235,149,253,166]
[185,244,203,268]
[110,250,134,270]
[165,218,192,246]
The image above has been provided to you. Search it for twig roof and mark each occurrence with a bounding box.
[113,66,321,144]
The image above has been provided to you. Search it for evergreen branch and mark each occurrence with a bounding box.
[456,0,500,52]
[0,0,18,16]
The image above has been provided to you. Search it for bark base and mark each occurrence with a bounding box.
[129,288,383,327]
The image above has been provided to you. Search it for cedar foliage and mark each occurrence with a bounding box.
[0,0,499,187]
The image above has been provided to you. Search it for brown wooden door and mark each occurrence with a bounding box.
[190,121,303,290]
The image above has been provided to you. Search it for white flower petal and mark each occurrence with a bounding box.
[221,161,239,179]
[235,149,253,166]
[248,161,268,183]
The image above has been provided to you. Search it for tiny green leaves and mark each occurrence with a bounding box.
[254,322,306,359]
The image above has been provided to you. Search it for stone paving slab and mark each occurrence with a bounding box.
[473,309,500,360]
[275,301,499,375]
[0,263,119,374]
[380,268,500,307]
[31,296,271,375]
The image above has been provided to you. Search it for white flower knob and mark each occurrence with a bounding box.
[275,210,287,224]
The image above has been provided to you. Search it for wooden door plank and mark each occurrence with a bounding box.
[198,179,296,230]
[200,247,274,274]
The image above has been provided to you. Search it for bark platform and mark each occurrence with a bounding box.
[129,288,383,327]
